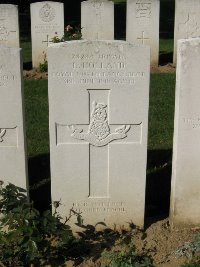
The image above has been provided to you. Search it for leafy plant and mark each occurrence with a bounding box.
[176,233,200,267]
[103,246,153,267]
[0,183,74,267]
[51,24,82,43]
[38,52,48,73]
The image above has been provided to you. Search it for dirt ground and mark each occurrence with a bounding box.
[62,219,197,267]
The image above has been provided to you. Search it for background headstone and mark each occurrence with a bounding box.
[170,38,200,227]
[0,45,28,190]
[48,40,150,229]
[126,0,160,66]
[81,0,114,40]
[173,0,200,64]
[0,4,20,47]
[31,1,64,68]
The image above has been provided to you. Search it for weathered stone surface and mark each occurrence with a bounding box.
[0,5,20,47]
[126,0,160,66]
[170,38,200,227]
[48,40,150,229]
[173,0,200,64]
[0,46,28,190]
[81,0,114,40]
[31,1,64,68]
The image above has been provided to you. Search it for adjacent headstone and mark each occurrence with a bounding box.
[173,0,200,64]
[0,46,28,190]
[126,0,160,66]
[170,38,200,227]
[31,1,64,68]
[0,5,20,47]
[48,40,150,229]
[81,0,114,40]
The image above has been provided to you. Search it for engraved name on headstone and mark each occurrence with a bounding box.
[48,40,150,229]
[0,46,28,190]
[31,1,64,68]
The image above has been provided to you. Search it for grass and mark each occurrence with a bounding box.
[24,80,49,157]
[148,73,176,150]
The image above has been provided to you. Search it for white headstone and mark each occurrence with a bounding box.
[48,40,150,229]
[170,38,200,227]
[81,0,114,40]
[31,1,64,68]
[126,0,160,66]
[0,46,28,190]
[0,5,20,48]
[173,0,200,64]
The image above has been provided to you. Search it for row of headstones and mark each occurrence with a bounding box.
[1,0,200,67]
[1,35,200,229]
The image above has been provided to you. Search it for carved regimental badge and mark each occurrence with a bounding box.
[0,26,8,41]
[39,3,55,22]
[0,129,6,142]
[70,101,131,147]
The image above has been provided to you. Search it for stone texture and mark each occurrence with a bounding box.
[173,0,200,64]
[31,1,64,68]
[81,0,114,40]
[0,45,28,190]
[126,0,160,66]
[48,40,150,229]
[170,38,200,227]
[0,5,20,47]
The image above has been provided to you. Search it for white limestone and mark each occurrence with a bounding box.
[170,38,200,227]
[31,1,64,68]
[126,0,160,66]
[0,5,20,47]
[173,0,200,64]
[0,46,28,190]
[48,40,150,229]
[81,0,114,40]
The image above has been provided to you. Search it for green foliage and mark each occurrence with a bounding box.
[176,233,200,267]
[181,261,200,267]
[38,52,48,73]
[0,183,74,267]
[51,24,82,43]
[103,247,153,267]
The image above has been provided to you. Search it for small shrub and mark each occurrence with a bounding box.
[0,183,74,267]
[103,246,153,267]
[38,52,48,73]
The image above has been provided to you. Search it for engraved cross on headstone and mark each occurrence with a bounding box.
[42,34,53,47]
[137,31,150,45]
[60,89,141,199]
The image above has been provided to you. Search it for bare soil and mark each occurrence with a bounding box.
[62,219,197,267]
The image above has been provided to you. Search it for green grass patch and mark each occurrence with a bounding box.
[24,80,49,157]
[148,73,176,150]
[160,38,174,54]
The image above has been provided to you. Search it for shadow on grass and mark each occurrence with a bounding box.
[28,153,51,212]
[145,149,172,228]
[23,61,32,70]
[159,51,173,65]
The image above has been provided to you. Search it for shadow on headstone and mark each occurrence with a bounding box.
[28,153,51,212]
[145,149,172,228]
